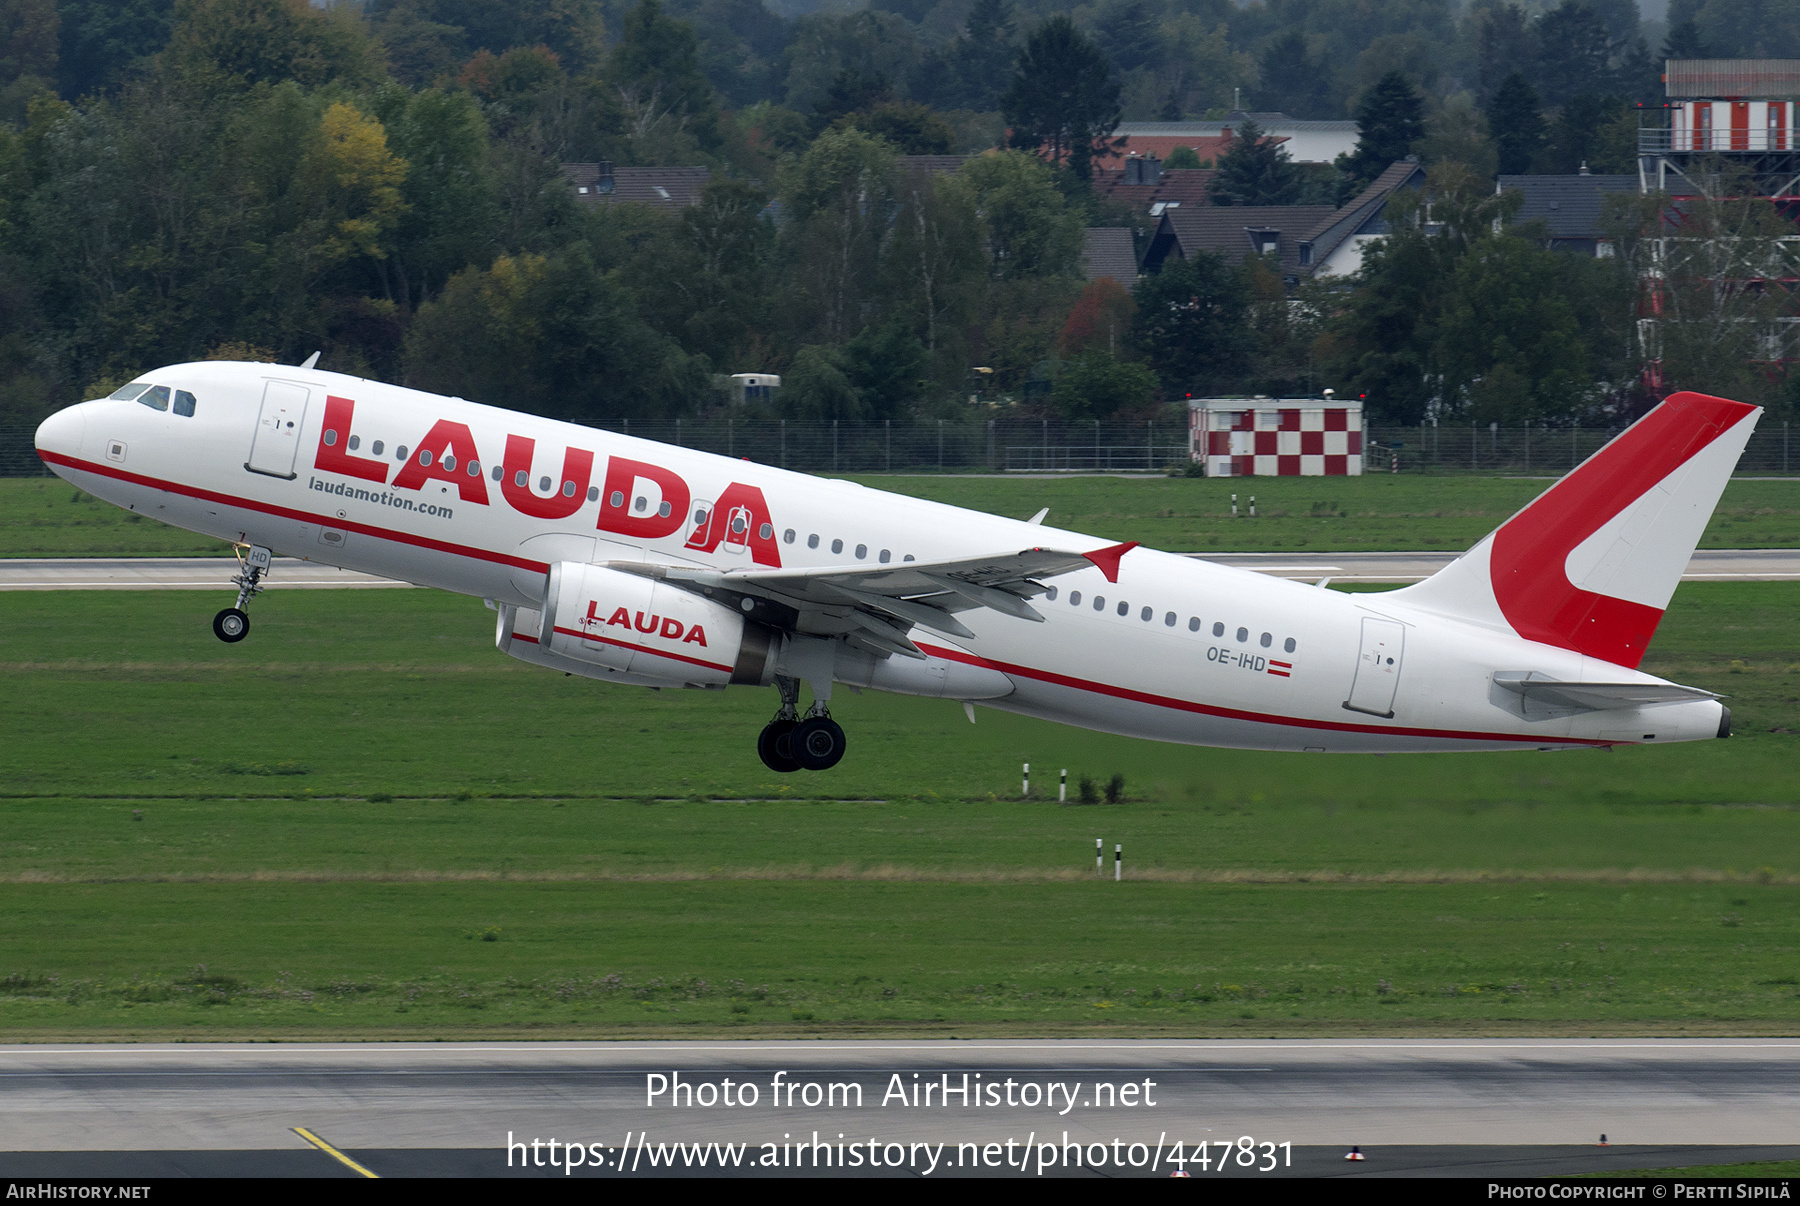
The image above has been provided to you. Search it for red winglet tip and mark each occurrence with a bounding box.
[1083,541,1139,583]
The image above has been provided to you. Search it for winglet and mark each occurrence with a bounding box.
[1082,541,1138,583]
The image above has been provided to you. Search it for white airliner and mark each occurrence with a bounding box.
[34,361,1754,771]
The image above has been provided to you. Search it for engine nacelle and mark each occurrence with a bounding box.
[530,561,776,688]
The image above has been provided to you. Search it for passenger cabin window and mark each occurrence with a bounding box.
[1284,637,1297,653]
[831,539,843,554]
[1069,591,1081,606]
[1164,612,1176,627]
[879,549,890,563]
[784,529,796,544]
[855,544,867,560]
[373,441,384,457]
[1140,606,1153,622]
[1213,622,1225,637]
[1045,587,1058,601]
[1236,627,1249,643]
[346,434,360,450]
[1260,632,1272,647]
[807,534,819,549]
[586,487,598,502]
[1093,596,1105,611]
[1188,617,1200,631]
[174,390,197,418]
[1116,601,1128,616]
[138,385,170,411]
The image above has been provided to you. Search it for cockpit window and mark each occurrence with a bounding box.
[138,385,170,411]
[173,390,197,417]
[108,383,150,401]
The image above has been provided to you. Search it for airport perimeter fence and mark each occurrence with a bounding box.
[4,418,1799,477]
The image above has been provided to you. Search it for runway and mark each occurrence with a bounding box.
[3,549,1800,591]
[2,1040,1797,1178]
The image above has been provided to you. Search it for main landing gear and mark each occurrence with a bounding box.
[758,675,847,773]
[213,544,272,644]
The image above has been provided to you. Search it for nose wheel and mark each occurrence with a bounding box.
[212,608,250,643]
[214,544,272,643]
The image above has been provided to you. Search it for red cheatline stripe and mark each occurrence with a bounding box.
[913,640,1613,747]
[1269,660,1292,669]
[551,625,734,674]
[38,451,546,574]
[1267,669,1290,678]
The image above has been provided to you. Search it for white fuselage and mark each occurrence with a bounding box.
[33,362,1727,753]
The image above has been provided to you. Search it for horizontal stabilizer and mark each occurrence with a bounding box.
[1494,671,1719,713]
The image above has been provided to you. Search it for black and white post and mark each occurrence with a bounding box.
[1114,843,1122,881]
[1059,768,1067,803]
[1022,762,1029,797]
[1096,838,1103,877]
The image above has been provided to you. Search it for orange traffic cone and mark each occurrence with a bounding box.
[1345,1145,1366,1161]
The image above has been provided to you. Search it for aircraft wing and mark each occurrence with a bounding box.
[606,542,1136,661]
[1494,672,1720,713]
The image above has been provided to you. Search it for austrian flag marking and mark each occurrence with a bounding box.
[1267,660,1292,678]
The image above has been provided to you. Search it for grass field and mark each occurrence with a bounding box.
[0,584,1796,1038]
[6,473,1800,556]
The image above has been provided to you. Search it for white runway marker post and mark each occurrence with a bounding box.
[1095,837,1103,876]
[1022,762,1029,797]
[1059,768,1067,802]
[1115,843,1122,881]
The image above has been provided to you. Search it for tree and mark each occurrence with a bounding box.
[1059,278,1136,359]
[369,85,495,314]
[956,149,1085,278]
[1132,251,1249,393]
[1476,4,1534,103]
[55,0,174,99]
[841,317,929,418]
[1541,92,1627,174]
[609,0,719,147]
[779,126,896,341]
[1434,234,1593,422]
[1210,119,1301,206]
[852,102,954,154]
[1051,350,1158,421]
[1001,15,1122,181]
[165,0,384,91]
[1485,72,1544,175]
[1533,1,1616,108]
[1162,144,1201,169]
[403,247,707,422]
[884,167,983,373]
[1255,31,1335,120]
[1340,71,1423,186]
[1092,0,1163,74]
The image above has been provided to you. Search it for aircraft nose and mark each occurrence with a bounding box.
[34,404,85,465]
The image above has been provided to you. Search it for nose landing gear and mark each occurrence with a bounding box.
[213,544,272,644]
[757,674,847,772]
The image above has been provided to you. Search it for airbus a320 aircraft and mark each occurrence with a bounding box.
[34,361,1755,772]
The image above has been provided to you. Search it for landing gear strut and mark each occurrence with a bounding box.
[214,544,272,644]
[756,676,802,773]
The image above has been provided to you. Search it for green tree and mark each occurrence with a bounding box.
[1162,144,1201,169]
[609,0,719,148]
[403,246,706,422]
[956,149,1084,279]
[1052,350,1158,421]
[55,0,174,98]
[1132,250,1249,393]
[1434,234,1592,422]
[1485,72,1544,175]
[165,0,385,91]
[1533,0,1618,107]
[1340,70,1423,185]
[368,85,495,314]
[779,126,896,342]
[846,101,954,155]
[1001,15,1122,181]
[1210,119,1301,206]
[841,317,929,418]
[884,166,984,367]
[1255,30,1335,119]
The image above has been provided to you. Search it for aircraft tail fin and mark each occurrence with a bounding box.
[1391,391,1759,668]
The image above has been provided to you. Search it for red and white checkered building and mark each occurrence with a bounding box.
[1189,397,1365,477]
